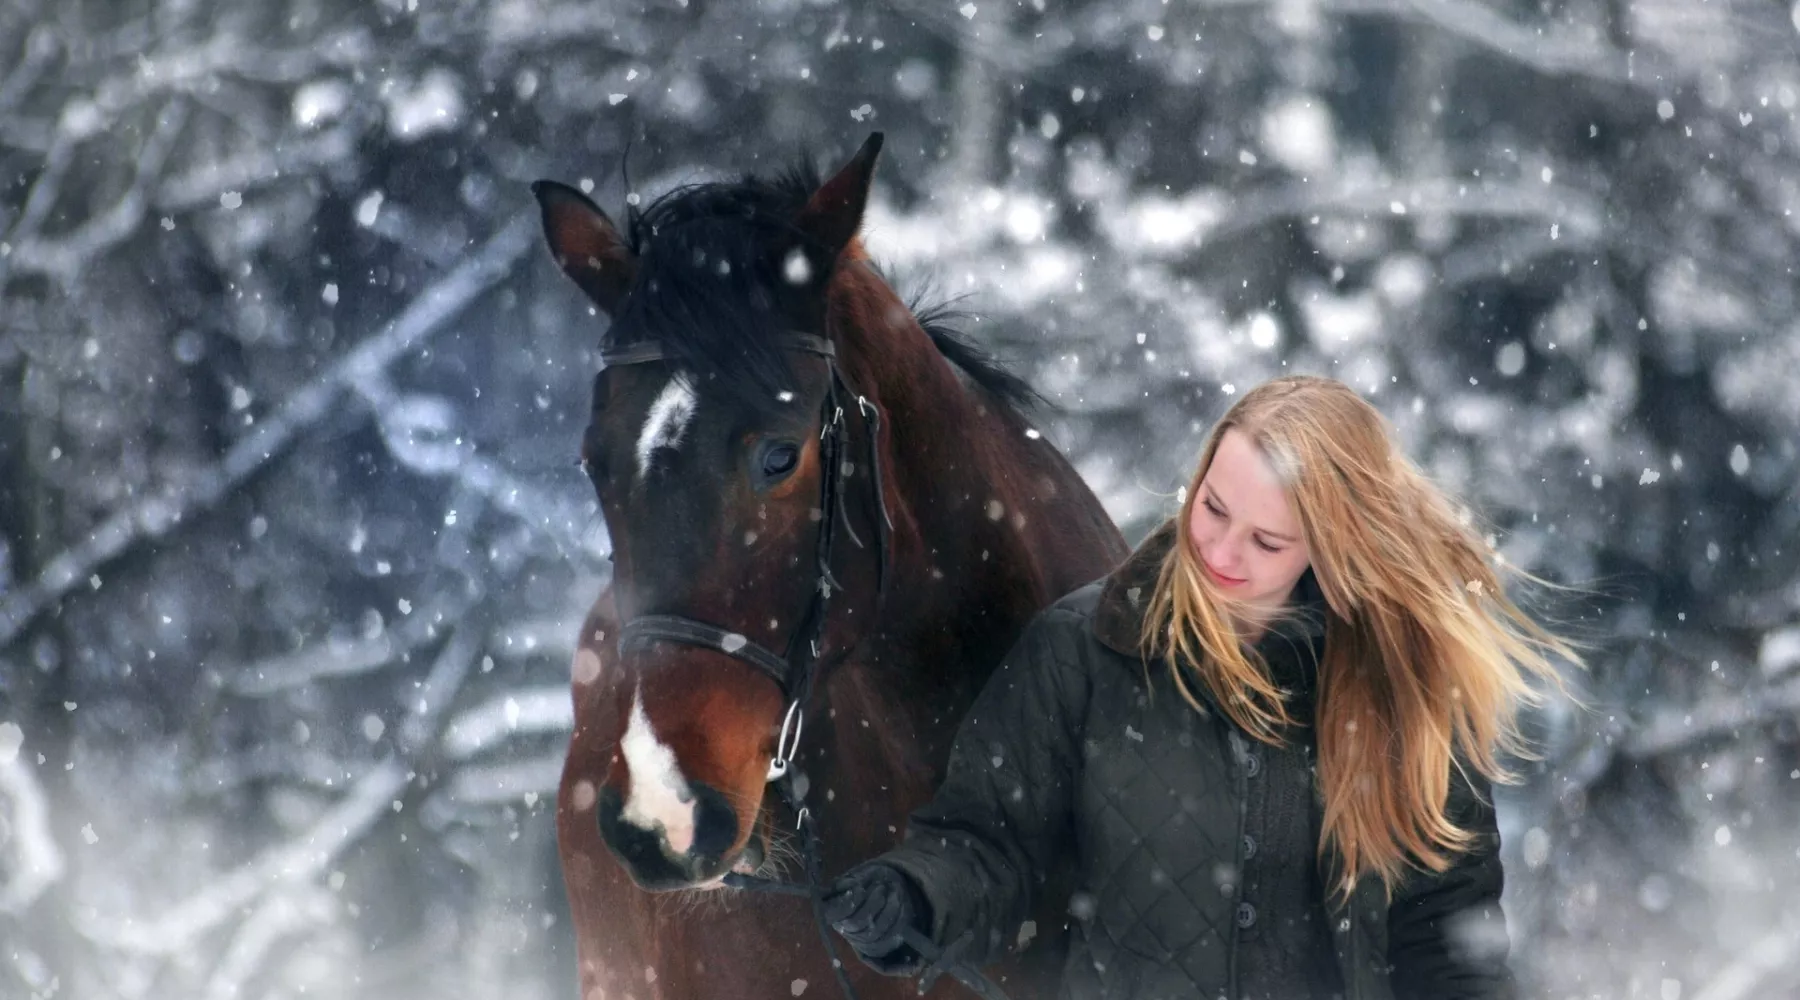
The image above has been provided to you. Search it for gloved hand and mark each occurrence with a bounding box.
[822,862,930,974]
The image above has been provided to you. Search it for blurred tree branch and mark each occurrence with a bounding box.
[3,99,188,282]
[74,758,410,956]
[0,212,537,650]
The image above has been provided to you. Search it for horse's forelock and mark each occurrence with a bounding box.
[606,172,824,412]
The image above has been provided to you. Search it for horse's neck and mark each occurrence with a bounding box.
[814,270,1117,844]
[824,316,1058,769]
[835,318,1024,575]
[879,364,1067,624]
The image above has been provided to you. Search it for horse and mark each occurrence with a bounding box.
[532,133,1125,1000]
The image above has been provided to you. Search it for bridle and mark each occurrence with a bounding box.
[606,332,886,741]
[598,333,1013,1000]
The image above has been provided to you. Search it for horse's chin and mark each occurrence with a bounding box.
[682,831,768,894]
[730,830,766,875]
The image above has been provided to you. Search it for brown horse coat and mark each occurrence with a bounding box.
[535,135,1125,1000]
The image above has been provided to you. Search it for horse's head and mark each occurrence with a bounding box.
[534,137,889,891]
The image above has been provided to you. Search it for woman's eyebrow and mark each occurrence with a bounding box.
[1205,484,1299,543]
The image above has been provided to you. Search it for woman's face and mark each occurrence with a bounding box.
[1188,428,1313,616]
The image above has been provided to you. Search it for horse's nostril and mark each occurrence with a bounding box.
[596,783,743,889]
[689,783,739,860]
[597,785,692,890]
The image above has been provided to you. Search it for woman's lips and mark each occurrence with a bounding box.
[1204,561,1246,587]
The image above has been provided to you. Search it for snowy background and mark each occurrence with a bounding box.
[2,1,1798,998]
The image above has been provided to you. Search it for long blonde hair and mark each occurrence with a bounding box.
[1139,375,1578,897]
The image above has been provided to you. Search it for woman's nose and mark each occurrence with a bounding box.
[1206,538,1241,571]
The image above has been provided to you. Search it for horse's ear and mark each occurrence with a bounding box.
[792,132,884,275]
[532,180,637,316]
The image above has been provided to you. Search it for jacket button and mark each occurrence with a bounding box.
[1236,902,1258,928]
[1242,835,1257,859]
[1244,754,1261,778]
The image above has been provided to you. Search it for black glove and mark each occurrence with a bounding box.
[822,862,930,974]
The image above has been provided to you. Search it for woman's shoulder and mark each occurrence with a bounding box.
[1045,579,1107,620]
[1002,581,1106,661]
[1035,578,1148,656]
[1005,580,1146,685]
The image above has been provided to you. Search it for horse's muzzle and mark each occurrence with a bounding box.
[596,783,741,890]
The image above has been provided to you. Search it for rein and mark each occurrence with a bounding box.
[601,333,1012,1000]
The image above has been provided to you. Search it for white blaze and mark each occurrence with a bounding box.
[635,377,697,481]
[619,686,696,855]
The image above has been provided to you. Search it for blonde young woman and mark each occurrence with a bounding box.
[823,375,1574,999]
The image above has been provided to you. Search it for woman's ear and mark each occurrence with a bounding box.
[531,180,637,316]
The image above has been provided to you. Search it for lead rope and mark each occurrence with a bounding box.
[724,771,1015,1000]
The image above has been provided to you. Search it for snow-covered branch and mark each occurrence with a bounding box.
[200,887,336,1000]
[74,759,408,955]
[488,617,581,664]
[0,25,55,118]
[970,0,1665,93]
[351,370,607,565]
[0,98,80,267]
[155,124,357,213]
[4,98,189,281]
[1622,674,1800,759]
[228,590,471,697]
[395,619,487,756]
[875,0,1053,79]
[227,633,402,698]
[62,27,373,135]
[1330,0,1652,90]
[0,211,537,650]
[0,755,64,914]
[187,747,367,796]
[440,687,574,762]
[1691,908,1800,1000]
[1206,176,1607,247]
[76,603,506,956]
[437,754,566,807]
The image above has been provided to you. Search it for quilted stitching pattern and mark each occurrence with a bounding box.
[1074,650,1241,995]
[882,565,1514,1000]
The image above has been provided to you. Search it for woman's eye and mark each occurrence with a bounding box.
[1255,538,1283,553]
[1204,500,1225,518]
[761,443,799,478]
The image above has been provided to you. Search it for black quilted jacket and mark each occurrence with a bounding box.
[877,521,1516,1000]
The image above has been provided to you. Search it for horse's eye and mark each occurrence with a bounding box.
[761,442,800,479]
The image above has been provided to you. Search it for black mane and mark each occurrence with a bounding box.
[609,159,1038,415]
[609,165,819,409]
[910,299,1045,414]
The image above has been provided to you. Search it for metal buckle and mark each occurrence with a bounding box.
[766,699,804,782]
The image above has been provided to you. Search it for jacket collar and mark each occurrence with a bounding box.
[1092,517,1327,658]
[1093,520,1177,656]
